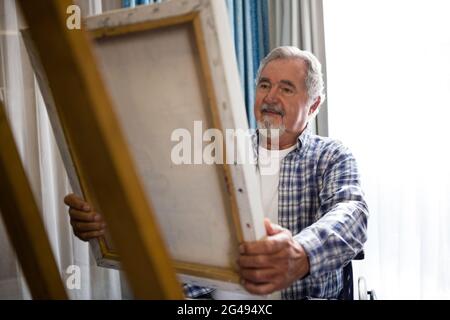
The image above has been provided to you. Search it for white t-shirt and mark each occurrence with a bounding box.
[257,144,297,224]
[212,144,296,300]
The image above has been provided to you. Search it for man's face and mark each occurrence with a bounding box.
[254,59,314,140]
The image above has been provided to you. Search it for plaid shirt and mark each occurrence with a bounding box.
[276,127,368,299]
[185,127,368,299]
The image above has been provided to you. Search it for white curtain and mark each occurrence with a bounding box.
[323,0,450,299]
[268,0,329,137]
[0,0,124,299]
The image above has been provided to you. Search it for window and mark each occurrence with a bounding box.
[323,0,450,299]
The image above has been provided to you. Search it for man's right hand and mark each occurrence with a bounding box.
[64,193,106,242]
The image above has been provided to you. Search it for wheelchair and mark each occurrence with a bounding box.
[339,251,377,300]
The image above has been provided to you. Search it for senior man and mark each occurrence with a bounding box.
[64,46,368,300]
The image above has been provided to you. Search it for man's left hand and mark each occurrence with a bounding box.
[237,218,310,295]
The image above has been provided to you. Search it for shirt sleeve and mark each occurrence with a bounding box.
[183,283,214,299]
[293,142,369,276]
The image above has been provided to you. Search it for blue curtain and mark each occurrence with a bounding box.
[225,0,269,128]
[122,0,162,6]
[122,0,270,128]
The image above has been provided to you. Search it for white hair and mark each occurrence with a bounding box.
[256,46,325,117]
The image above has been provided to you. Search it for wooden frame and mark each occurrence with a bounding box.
[18,0,183,299]
[23,0,266,292]
[0,100,67,299]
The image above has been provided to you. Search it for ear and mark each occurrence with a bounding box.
[308,97,321,116]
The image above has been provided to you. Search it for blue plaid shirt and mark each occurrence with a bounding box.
[185,127,368,299]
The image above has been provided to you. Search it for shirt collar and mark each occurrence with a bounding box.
[252,124,312,158]
[295,125,312,152]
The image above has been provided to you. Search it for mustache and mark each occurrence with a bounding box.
[260,103,285,116]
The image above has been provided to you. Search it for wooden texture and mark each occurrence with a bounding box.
[18,0,183,299]
[22,0,266,292]
[0,100,67,299]
[20,29,112,268]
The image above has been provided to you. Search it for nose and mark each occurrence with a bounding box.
[263,86,280,104]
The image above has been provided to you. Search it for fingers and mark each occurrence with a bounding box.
[71,219,106,242]
[241,279,277,295]
[75,230,105,242]
[240,231,292,255]
[64,193,90,211]
[238,250,289,269]
[238,225,306,295]
[70,220,106,232]
[239,268,278,284]
[264,218,284,236]
[238,254,270,269]
[65,193,105,242]
[69,208,102,222]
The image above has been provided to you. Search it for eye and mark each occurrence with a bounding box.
[258,82,271,90]
[281,87,294,95]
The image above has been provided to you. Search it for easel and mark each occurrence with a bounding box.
[0,0,183,299]
[0,100,67,299]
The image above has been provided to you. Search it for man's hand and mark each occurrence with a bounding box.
[64,193,106,242]
[237,218,310,295]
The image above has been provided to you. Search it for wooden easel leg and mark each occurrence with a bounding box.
[0,100,67,300]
